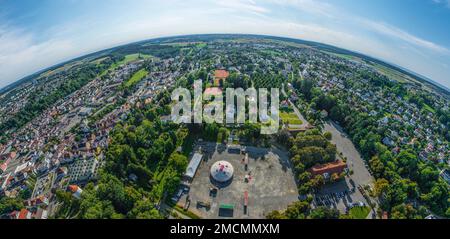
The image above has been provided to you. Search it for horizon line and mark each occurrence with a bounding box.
[1,33,448,94]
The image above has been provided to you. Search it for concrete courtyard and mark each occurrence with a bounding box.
[180,142,299,219]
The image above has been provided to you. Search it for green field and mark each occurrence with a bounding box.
[281,111,303,125]
[261,49,283,57]
[161,42,207,48]
[196,43,207,48]
[369,62,413,83]
[40,61,83,78]
[100,53,151,77]
[322,50,422,86]
[116,53,151,67]
[349,206,371,219]
[124,69,148,88]
[91,57,110,65]
[322,50,363,63]
[423,103,436,113]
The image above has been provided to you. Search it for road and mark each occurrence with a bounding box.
[282,84,373,186]
[281,84,309,128]
[323,121,374,186]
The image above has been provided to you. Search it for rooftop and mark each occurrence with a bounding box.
[185,153,203,179]
[309,160,347,176]
[204,87,223,96]
[214,70,229,79]
[210,160,234,183]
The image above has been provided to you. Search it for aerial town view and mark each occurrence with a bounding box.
[0,0,449,223]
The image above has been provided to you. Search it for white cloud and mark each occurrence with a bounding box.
[266,0,335,17]
[360,20,450,55]
[266,0,450,55]
[432,0,450,8]
[216,0,270,14]
[0,23,100,87]
[0,0,449,89]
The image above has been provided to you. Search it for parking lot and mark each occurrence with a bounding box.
[312,177,374,218]
[178,142,299,219]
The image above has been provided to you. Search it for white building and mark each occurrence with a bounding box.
[210,161,234,183]
[184,153,203,180]
[68,185,83,199]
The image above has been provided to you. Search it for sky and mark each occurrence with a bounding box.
[0,0,449,89]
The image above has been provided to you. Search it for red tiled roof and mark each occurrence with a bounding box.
[214,70,229,78]
[0,162,8,172]
[26,195,48,206]
[204,87,223,95]
[68,185,79,193]
[9,152,17,159]
[17,209,30,220]
[309,160,347,176]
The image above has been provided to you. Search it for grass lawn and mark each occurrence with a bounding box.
[349,206,371,219]
[91,57,110,65]
[280,111,303,125]
[196,43,207,49]
[124,69,148,88]
[261,49,282,57]
[100,53,151,76]
[113,53,151,69]
[162,42,206,48]
[369,62,420,84]
[423,103,436,114]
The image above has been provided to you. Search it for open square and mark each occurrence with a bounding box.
[178,142,299,219]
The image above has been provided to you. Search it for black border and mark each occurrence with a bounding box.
[0,219,447,238]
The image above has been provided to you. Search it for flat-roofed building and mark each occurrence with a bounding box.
[184,153,203,181]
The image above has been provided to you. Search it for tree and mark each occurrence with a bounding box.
[294,78,314,100]
[55,189,73,204]
[390,204,424,219]
[168,153,188,173]
[284,201,311,219]
[310,175,325,188]
[128,199,163,219]
[217,127,229,143]
[277,128,291,146]
[323,132,332,141]
[373,178,389,197]
[420,181,449,215]
[369,156,385,179]
[266,210,288,219]
[395,150,419,179]
[0,197,24,215]
[309,207,340,219]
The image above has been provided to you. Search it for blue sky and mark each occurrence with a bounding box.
[0,0,449,89]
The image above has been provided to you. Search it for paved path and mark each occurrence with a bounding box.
[281,84,309,128]
[323,121,374,186]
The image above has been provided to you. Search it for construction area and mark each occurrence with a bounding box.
[174,142,299,219]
